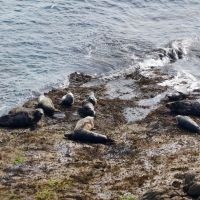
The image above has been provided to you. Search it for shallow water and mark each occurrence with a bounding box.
[1,0,200,114]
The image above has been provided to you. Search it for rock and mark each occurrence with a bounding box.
[141,190,165,200]
[69,72,93,86]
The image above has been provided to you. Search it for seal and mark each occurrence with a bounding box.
[78,101,95,118]
[60,92,74,107]
[37,95,58,116]
[0,108,43,128]
[74,116,94,131]
[176,115,200,133]
[64,129,114,145]
[166,91,188,102]
[87,92,97,106]
[166,100,200,116]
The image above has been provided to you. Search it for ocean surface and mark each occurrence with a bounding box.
[0,0,200,115]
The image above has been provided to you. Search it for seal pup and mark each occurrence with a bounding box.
[37,95,58,117]
[166,100,200,116]
[65,129,114,145]
[176,115,200,133]
[78,101,95,118]
[0,108,43,128]
[60,92,74,107]
[74,116,94,131]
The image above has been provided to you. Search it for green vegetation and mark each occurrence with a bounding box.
[8,192,21,200]
[119,194,136,200]
[35,189,57,200]
[47,179,58,187]
[34,178,73,200]
[13,154,26,165]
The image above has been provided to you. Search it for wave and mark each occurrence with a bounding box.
[100,38,197,94]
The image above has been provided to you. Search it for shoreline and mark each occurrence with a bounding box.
[0,71,200,199]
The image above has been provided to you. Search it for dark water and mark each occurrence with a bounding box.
[0,0,200,114]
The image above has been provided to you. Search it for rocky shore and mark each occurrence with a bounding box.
[0,70,200,200]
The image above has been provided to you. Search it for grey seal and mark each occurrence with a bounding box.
[166,91,188,102]
[37,95,58,116]
[60,92,74,107]
[176,115,200,133]
[0,108,43,128]
[78,101,95,118]
[74,116,94,131]
[87,92,97,106]
[65,129,114,145]
[166,100,200,116]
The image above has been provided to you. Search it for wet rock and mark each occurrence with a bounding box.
[69,72,94,86]
[172,180,181,188]
[176,115,200,133]
[4,164,26,176]
[0,175,15,186]
[166,100,200,116]
[141,190,165,200]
